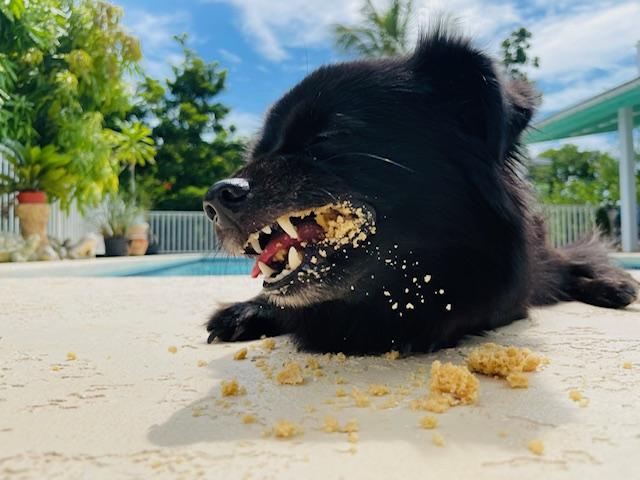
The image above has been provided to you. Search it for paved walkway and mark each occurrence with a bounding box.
[1,274,639,479]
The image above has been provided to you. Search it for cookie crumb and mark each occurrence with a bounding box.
[197,360,207,367]
[221,379,245,396]
[623,361,633,369]
[261,338,277,350]
[368,384,390,396]
[506,372,528,388]
[276,361,305,385]
[351,388,371,407]
[528,439,544,455]
[569,389,582,402]
[66,352,77,361]
[324,415,340,433]
[384,350,400,361]
[420,415,438,429]
[233,348,248,360]
[432,432,445,446]
[274,420,303,438]
[336,388,348,397]
[242,413,257,424]
[467,343,546,378]
[167,346,177,354]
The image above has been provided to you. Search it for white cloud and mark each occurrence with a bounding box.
[226,110,264,137]
[210,0,525,62]
[538,65,637,114]
[530,1,640,80]
[122,8,191,79]
[208,0,366,61]
[218,48,242,64]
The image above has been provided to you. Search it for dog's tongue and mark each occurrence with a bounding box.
[250,222,324,278]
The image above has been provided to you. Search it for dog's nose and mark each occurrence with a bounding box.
[203,178,250,222]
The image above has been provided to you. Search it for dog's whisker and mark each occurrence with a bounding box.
[324,152,415,173]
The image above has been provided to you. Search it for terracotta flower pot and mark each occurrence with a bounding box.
[17,191,47,204]
[127,223,149,256]
[15,191,49,246]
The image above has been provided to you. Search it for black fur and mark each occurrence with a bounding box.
[205,26,638,354]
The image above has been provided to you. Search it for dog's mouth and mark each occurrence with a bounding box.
[242,201,376,290]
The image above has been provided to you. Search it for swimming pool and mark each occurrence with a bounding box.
[116,257,252,276]
[1,253,638,278]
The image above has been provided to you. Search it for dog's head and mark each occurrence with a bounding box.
[204,27,537,309]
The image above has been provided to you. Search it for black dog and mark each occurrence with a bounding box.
[203,26,638,355]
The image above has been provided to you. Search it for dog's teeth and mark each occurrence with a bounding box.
[261,225,272,234]
[250,236,262,253]
[277,215,298,239]
[258,261,276,277]
[288,246,302,270]
[264,268,292,283]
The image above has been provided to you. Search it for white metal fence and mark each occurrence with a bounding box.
[1,167,600,255]
[543,204,598,248]
[148,211,217,253]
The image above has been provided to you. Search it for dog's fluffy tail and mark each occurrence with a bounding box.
[531,233,639,309]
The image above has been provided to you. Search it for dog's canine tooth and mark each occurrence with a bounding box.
[258,261,276,277]
[250,236,262,253]
[277,215,298,239]
[261,225,272,234]
[264,268,292,283]
[288,246,303,270]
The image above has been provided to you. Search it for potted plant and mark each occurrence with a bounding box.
[96,193,140,257]
[0,141,74,246]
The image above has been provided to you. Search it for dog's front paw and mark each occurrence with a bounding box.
[206,301,280,344]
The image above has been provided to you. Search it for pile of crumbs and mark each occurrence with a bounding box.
[411,361,479,413]
[466,343,548,388]
[276,361,305,385]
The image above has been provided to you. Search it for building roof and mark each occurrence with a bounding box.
[525,76,640,144]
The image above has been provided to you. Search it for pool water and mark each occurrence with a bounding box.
[116,257,253,277]
[113,256,639,277]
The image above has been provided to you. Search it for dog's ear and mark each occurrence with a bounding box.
[503,77,539,148]
[408,26,537,158]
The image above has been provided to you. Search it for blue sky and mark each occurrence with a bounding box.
[116,0,640,154]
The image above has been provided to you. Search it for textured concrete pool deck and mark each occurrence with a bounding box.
[1,274,639,479]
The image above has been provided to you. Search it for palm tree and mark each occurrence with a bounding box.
[333,0,413,58]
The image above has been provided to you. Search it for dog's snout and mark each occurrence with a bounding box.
[203,178,250,222]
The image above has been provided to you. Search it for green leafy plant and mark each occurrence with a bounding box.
[0,140,75,199]
[333,0,413,58]
[500,27,540,80]
[94,192,141,238]
[0,0,149,211]
[105,121,156,193]
[529,144,639,206]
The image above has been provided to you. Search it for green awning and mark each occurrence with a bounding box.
[525,76,640,144]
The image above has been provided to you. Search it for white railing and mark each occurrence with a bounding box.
[148,210,217,253]
[542,204,598,248]
[1,156,601,256]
